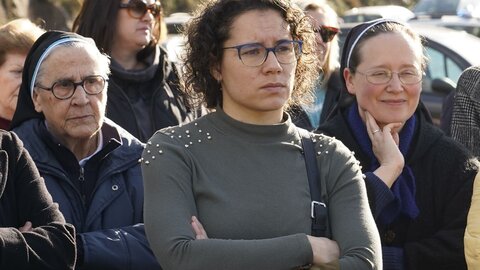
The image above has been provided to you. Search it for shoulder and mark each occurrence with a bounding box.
[104,119,143,145]
[0,130,23,152]
[416,120,479,172]
[311,132,355,160]
[456,66,480,97]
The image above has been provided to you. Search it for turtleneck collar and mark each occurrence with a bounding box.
[205,107,299,144]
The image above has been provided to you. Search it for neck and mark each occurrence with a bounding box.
[223,104,284,125]
[111,45,145,70]
[55,133,99,161]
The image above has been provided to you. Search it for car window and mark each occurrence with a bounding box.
[414,0,459,17]
[343,14,383,23]
[424,46,463,92]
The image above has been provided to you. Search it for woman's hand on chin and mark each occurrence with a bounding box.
[365,111,405,187]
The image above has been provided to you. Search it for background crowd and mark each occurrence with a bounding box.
[0,0,480,269]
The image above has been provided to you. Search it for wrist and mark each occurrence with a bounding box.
[374,165,403,187]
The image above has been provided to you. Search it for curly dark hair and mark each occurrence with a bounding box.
[182,0,318,109]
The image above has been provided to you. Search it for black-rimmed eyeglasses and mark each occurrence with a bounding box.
[356,69,424,85]
[119,0,162,19]
[313,25,339,43]
[223,40,303,67]
[35,75,107,100]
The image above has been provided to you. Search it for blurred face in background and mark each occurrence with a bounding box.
[305,8,336,67]
[114,0,159,53]
[0,52,26,120]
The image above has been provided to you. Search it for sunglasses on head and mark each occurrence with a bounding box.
[313,25,339,43]
[119,0,162,19]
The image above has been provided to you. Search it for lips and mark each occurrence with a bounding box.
[261,82,286,88]
[68,114,94,121]
[381,99,406,105]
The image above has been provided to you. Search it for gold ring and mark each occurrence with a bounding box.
[372,129,381,134]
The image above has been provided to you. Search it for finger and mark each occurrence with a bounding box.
[191,216,208,239]
[384,123,402,146]
[19,221,33,232]
[364,111,381,138]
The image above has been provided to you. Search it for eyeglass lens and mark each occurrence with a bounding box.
[53,76,106,99]
[237,41,302,67]
[315,26,338,43]
[364,70,422,85]
[122,0,161,19]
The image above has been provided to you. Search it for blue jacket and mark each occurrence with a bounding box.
[13,118,161,270]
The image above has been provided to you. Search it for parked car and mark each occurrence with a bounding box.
[342,5,415,23]
[162,13,192,64]
[409,15,480,38]
[413,0,480,19]
[339,23,480,125]
[164,12,192,36]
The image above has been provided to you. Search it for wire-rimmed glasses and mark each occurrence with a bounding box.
[356,69,423,85]
[223,40,303,67]
[35,75,107,100]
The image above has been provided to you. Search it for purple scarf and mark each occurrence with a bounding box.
[347,103,419,223]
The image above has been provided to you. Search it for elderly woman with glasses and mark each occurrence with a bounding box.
[317,19,478,270]
[11,31,161,270]
[72,0,195,142]
[289,0,343,131]
[141,0,381,269]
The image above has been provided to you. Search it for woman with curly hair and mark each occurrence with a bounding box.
[142,0,381,269]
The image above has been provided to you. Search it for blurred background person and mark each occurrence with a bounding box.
[11,31,161,270]
[0,130,76,269]
[289,0,342,131]
[0,18,44,130]
[318,19,478,269]
[466,171,480,270]
[73,0,195,142]
[449,65,480,157]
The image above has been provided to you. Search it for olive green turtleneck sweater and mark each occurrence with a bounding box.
[142,108,381,270]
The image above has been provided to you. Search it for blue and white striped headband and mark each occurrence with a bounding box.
[30,37,90,99]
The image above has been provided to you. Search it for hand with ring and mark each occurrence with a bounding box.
[364,111,405,187]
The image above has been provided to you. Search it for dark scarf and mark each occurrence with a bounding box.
[347,103,419,224]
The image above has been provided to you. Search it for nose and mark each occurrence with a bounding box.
[71,84,89,104]
[142,9,155,21]
[387,73,404,92]
[262,50,282,72]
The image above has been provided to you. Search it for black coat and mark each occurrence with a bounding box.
[0,130,76,269]
[317,107,478,270]
[106,46,194,142]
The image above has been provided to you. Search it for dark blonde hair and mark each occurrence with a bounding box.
[302,0,340,82]
[182,0,318,109]
[0,19,45,66]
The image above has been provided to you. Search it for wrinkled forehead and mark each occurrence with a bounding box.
[37,42,108,78]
